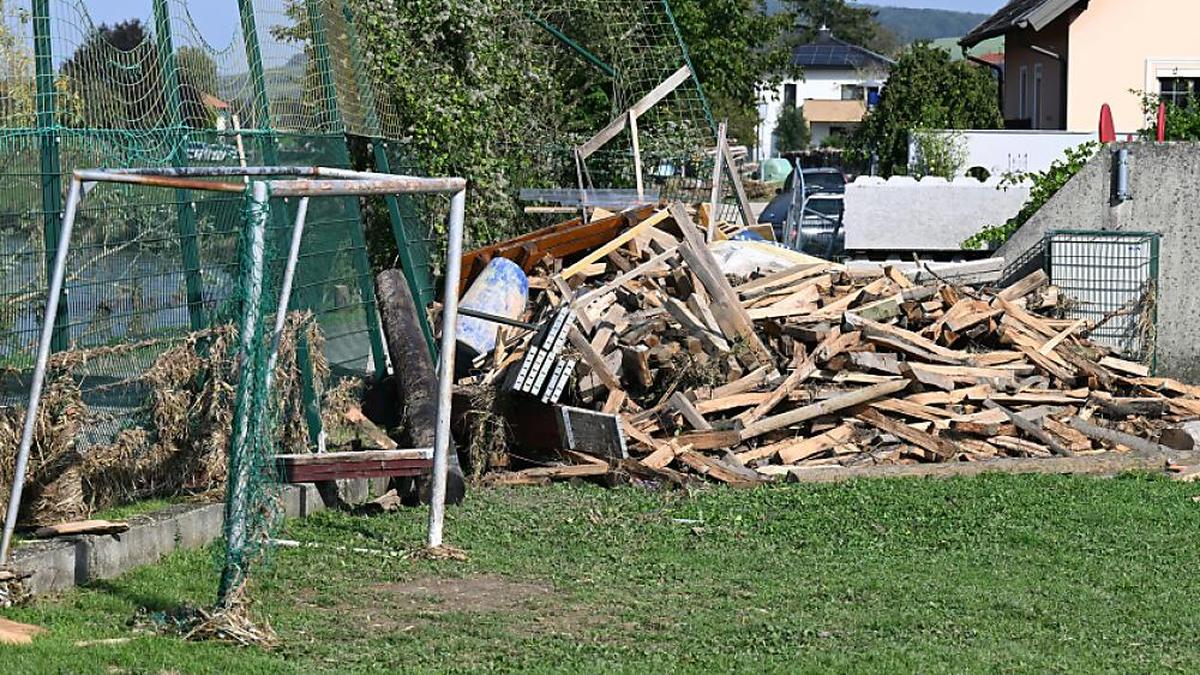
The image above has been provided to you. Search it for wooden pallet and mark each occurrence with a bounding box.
[275,449,433,483]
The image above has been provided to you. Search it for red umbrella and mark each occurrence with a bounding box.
[1099,104,1116,143]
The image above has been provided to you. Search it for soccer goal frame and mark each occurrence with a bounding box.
[0,166,467,569]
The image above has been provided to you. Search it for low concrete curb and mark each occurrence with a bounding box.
[11,480,381,597]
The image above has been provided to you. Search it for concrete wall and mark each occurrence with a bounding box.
[1067,0,1200,132]
[844,175,1030,252]
[995,142,1200,381]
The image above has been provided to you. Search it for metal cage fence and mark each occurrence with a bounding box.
[1044,230,1160,364]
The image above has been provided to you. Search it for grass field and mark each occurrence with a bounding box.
[5,473,1200,673]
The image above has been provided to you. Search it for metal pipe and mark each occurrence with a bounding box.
[269,177,467,197]
[263,197,310,388]
[217,181,269,606]
[457,306,537,332]
[427,188,467,549]
[72,170,246,194]
[0,178,83,566]
[1115,147,1131,203]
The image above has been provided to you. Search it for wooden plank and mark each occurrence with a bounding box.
[568,325,623,393]
[997,269,1048,301]
[871,398,956,423]
[844,312,970,365]
[629,111,644,201]
[275,449,432,464]
[1099,356,1151,378]
[740,329,858,425]
[0,618,46,646]
[1038,318,1086,355]
[676,428,743,450]
[578,66,692,159]
[1065,417,1173,455]
[676,450,761,485]
[722,141,756,227]
[34,519,129,538]
[574,247,678,307]
[670,392,713,431]
[775,424,856,464]
[781,451,1185,483]
[695,392,769,414]
[671,203,772,364]
[857,409,955,461]
[983,400,1072,457]
[734,262,833,295]
[739,379,910,442]
[707,365,778,399]
[641,441,686,469]
[560,209,670,280]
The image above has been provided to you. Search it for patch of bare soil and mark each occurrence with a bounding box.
[309,574,625,642]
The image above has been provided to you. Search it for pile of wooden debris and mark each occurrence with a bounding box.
[455,203,1200,487]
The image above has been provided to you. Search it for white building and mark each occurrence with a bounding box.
[757,28,893,160]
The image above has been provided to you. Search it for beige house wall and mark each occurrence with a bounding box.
[1066,0,1200,131]
[1004,19,1070,130]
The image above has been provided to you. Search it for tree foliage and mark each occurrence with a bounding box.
[786,0,879,48]
[669,0,795,110]
[1137,90,1200,141]
[61,20,168,129]
[849,42,1001,176]
[774,105,810,152]
[350,0,566,244]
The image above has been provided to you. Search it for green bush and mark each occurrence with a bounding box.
[774,106,810,152]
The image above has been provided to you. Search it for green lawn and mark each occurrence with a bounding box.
[6,474,1200,673]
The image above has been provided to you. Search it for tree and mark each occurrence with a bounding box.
[60,19,168,129]
[786,0,880,48]
[669,0,795,114]
[849,42,1001,176]
[774,105,810,152]
[177,47,219,129]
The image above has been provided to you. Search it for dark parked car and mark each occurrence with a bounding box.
[758,167,845,231]
[758,166,846,256]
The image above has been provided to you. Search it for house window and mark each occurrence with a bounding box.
[1033,64,1043,129]
[841,84,865,101]
[1159,77,1200,107]
[1018,66,1028,119]
[783,83,797,109]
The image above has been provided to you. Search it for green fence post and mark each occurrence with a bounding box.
[307,0,389,379]
[295,324,325,450]
[153,0,207,331]
[237,0,279,166]
[32,0,66,352]
[339,0,437,356]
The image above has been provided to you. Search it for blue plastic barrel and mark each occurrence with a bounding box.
[456,258,529,361]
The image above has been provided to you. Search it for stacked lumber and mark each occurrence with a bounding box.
[458,203,1200,485]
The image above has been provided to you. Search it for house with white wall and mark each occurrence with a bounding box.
[756,28,893,160]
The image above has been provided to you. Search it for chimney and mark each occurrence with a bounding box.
[818,24,832,40]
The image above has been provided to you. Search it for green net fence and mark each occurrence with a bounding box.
[0,0,724,609]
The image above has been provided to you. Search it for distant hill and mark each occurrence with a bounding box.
[762,2,989,43]
[868,6,989,43]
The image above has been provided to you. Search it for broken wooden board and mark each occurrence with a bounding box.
[34,520,130,538]
[0,618,45,646]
